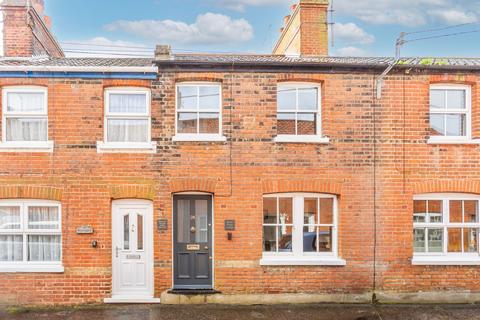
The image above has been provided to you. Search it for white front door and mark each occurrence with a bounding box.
[107,200,156,303]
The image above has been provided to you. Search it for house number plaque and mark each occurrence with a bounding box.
[157,219,168,231]
[224,220,235,231]
[186,244,200,251]
[76,225,94,234]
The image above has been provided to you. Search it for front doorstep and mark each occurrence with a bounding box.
[168,289,221,295]
[104,296,161,304]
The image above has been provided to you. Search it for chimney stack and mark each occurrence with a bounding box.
[155,45,172,61]
[273,0,329,56]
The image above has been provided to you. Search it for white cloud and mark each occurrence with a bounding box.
[62,37,152,58]
[334,0,479,26]
[215,0,293,12]
[334,23,374,45]
[104,13,254,46]
[335,46,367,56]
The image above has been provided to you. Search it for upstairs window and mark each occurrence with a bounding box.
[413,194,480,265]
[277,83,321,136]
[175,83,222,139]
[104,88,151,144]
[2,87,48,142]
[429,85,471,142]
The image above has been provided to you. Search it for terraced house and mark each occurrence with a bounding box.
[1,0,480,306]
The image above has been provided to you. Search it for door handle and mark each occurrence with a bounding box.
[204,246,209,250]
[115,246,120,258]
[190,226,196,233]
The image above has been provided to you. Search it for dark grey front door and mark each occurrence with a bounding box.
[173,195,213,289]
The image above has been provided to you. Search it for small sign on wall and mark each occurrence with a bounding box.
[76,225,94,234]
[157,219,168,231]
[224,220,235,231]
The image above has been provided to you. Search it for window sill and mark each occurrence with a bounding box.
[172,134,227,142]
[427,137,480,145]
[96,141,157,154]
[260,256,346,266]
[274,135,330,144]
[0,141,54,153]
[0,264,64,273]
[412,256,480,266]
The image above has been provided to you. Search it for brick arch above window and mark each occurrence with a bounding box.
[169,178,217,194]
[0,185,63,201]
[413,180,480,195]
[110,184,155,201]
[262,179,342,195]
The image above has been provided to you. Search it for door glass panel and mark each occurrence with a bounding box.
[195,200,208,243]
[123,214,130,250]
[137,214,144,250]
[177,200,190,243]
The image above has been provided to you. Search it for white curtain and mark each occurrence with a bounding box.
[28,207,59,230]
[109,94,146,114]
[6,118,47,141]
[0,206,20,230]
[107,119,148,143]
[7,92,44,112]
[0,235,23,261]
[28,235,61,261]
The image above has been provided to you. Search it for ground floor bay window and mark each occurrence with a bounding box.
[413,193,480,265]
[0,200,63,272]
[261,193,345,265]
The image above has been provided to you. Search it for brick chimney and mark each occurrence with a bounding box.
[273,0,329,56]
[0,0,64,57]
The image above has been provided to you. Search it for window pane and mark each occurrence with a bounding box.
[109,94,147,114]
[429,114,444,136]
[427,229,443,252]
[199,86,220,110]
[446,90,465,109]
[278,87,296,111]
[430,90,445,109]
[464,228,478,253]
[413,229,425,252]
[28,206,59,230]
[297,87,318,111]
[277,113,296,135]
[413,200,426,223]
[448,228,462,252]
[303,227,317,252]
[0,235,23,261]
[304,198,318,226]
[428,200,442,223]
[279,198,293,226]
[263,198,277,224]
[177,112,197,134]
[178,86,197,110]
[464,201,478,222]
[263,226,277,252]
[137,214,143,250]
[177,200,190,243]
[449,200,462,223]
[320,198,334,224]
[195,200,208,243]
[123,214,130,250]
[445,114,466,136]
[0,206,21,230]
[7,92,44,112]
[318,226,332,252]
[28,235,61,261]
[6,118,47,141]
[107,119,148,143]
[297,113,316,135]
[278,225,293,252]
[199,113,219,134]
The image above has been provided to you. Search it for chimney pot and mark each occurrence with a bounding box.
[155,45,172,60]
[291,4,297,11]
[283,15,291,25]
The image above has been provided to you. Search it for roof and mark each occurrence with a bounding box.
[0,57,157,73]
[159,54,480,71]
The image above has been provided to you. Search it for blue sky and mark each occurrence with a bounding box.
[45,0,480,57]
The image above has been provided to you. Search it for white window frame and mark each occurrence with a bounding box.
[173,82,226,142]
[274,82,329,144]
[260,193,345,266]
[0,199,63,273]
[412,193,480,265]
[428,84,479,145]
[97,87,156,153]
[0,86,54,152]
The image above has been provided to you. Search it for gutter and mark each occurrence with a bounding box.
[0,65,158,73]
